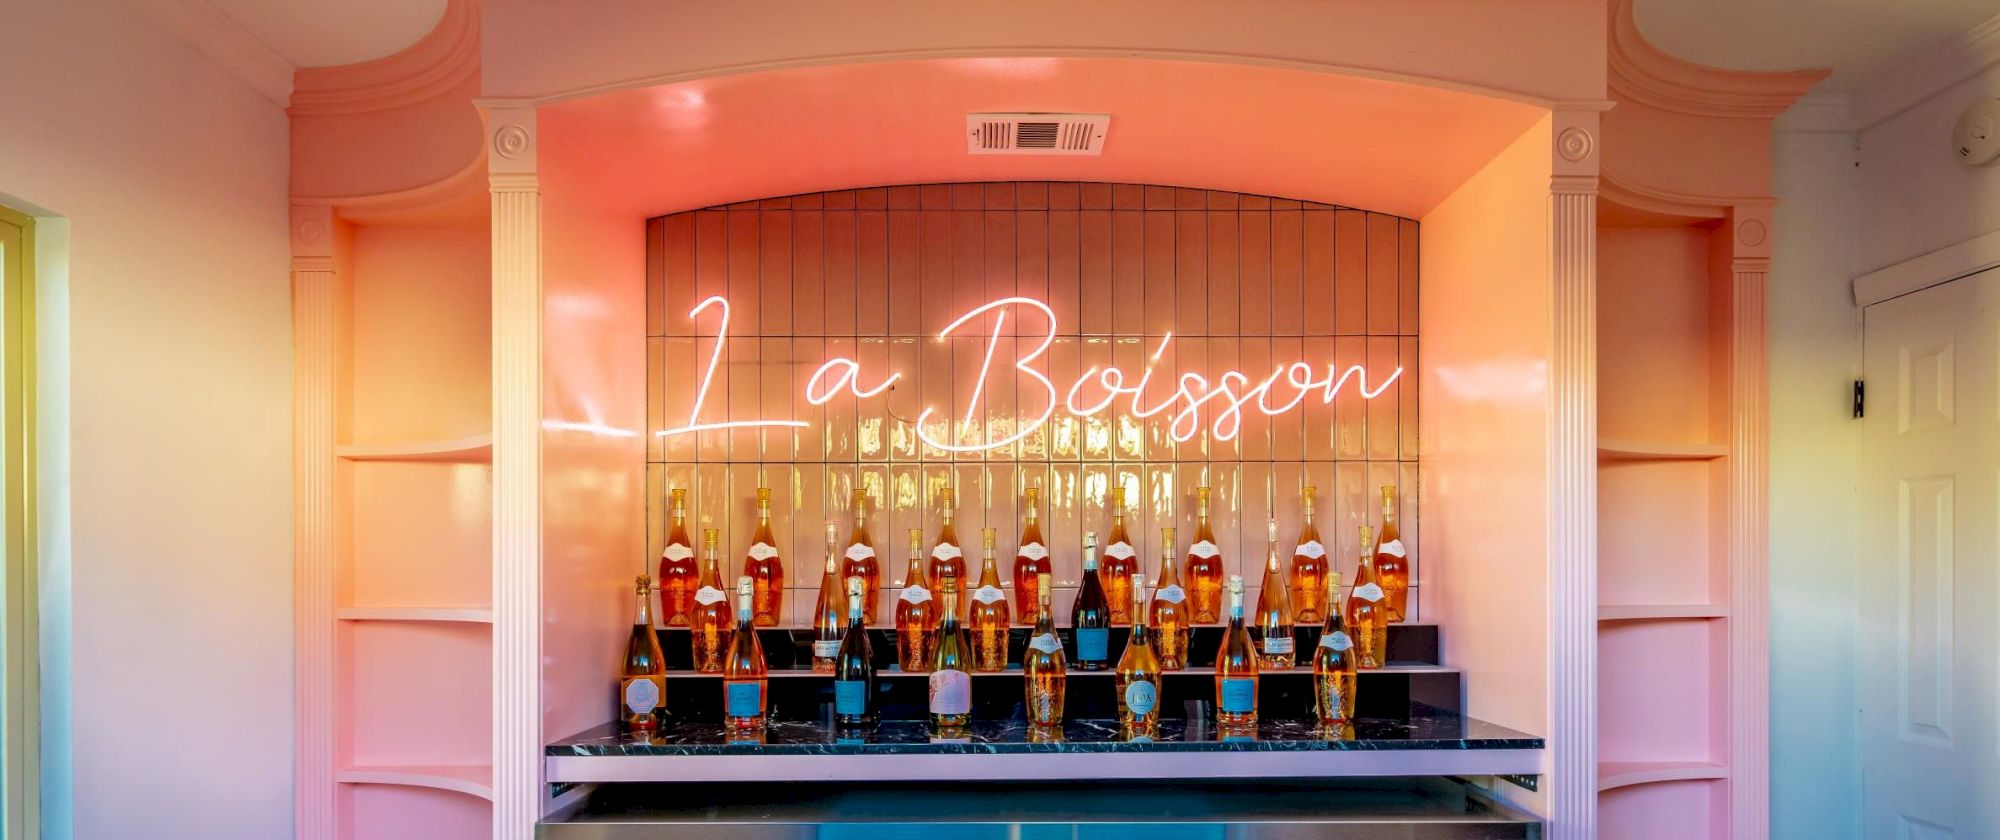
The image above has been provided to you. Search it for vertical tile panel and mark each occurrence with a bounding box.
[1017,208,1049,321]
[953,463,988,565]
[1175,210,1206,336]
[693,211,728,336]
[1236,338,1272,462]
[856,209,889,335]
[1303,336,1338,461]
[888,464,925,585]
[727,209,761,337]
[823,337,857,462]
[662,213,697,338]
[789,465,827,625]
[1238,209,1271,335]
[1049,208,1082,336]
[761,462,799,586]
[1399,217,1420,334]
[792,336,825,462]
[1143,210,1176,336]
[1141,334,1176,463]
[984,335,1018,461]
[920,334,954,461]
[1268,336,1305,461]
[1398,460,1421,620]
[920,209,954,337]
[1366,213,1400,335]
[1049,182,1081,210]
[856,464,892,603]
[760,337,795,461]
[728,325,762,459]
[1113,184,1145,210]
[1111,338,1146,461]
[1143,463,1178,583]
[694,462,731,551]
[646,337,665,462]
[1174,338,1207,463]
[1206,461,1244,582]
[1111,209,1145,335]
[1334,210,1367,336]
[988,464,1020,569]
[1332,461,1369,579]
[887,185,920,211]
[1018,330,1052,462]
[760,210,792,335]
[1261,462,1297,580]
[1050,463,1083,588]
[1207,210,1239,337]
[693,334,728,458]
[986,210,1017,328]
[792,208,824,336]
[920,184,951,210]
[1366,336,1401,461]
[1080,209,1114,335]
[662,337,699,461]
[1303,209,1335,335]
[888,338,922,461]
[1399,337,1420,460]
[857,339,891,462]
[1270,206,1303,335]
[888,209,922,337]
[1048,337,1081,461]
[645,216,665,336]
[953,209,985,334]
[952,334,987,459]
[823,210,857,337]
[1016,182,1048,210]
[645,463,667,563]
[951,183,985,210]
[1080,338,1116,462]
[1206,338,1241,463]
[1332,336,1369,461]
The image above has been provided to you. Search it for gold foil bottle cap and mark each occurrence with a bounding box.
[703,528,719,549]
[1382,485,1397,505]
[634,574,651,593]
[1302,485,1316,502]
[941,575,960,594]
[1111,485,1126,511]
[1025,485,1040,505]
[941,486,955,506]
[1037,571,1052,590]
[1161,527,1177,555]
[671,488,687,507]
[757,487,771,504]
[982,528,997,550]
[909,528,924,552]
[1359,524,1375,552]
[1197,486,1210,501]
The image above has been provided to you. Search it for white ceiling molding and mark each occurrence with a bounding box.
[1853,227,2000,306]
[1854,11,2000,130]
[1774,92,1858,133]
[129,0,293,107]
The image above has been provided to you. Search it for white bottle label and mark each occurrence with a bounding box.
[1295,540,1326,559]
[1104,541,1137,560]
[1355,582,1385,602]
[695,586,727,605]
[973,585,1007,605]
[1156,584,1186,604]
[931,543,962,562]
[1262,636,1295,655]
[1320,631,1353,652]
[928,670,971,714]
[748,542,780,561]
[662,543,694,562]
[1378,539,1406,558]
[1028,633,1063,654]
[1018,542,1048,561]
[1190,540,1220,559]
[845,543,876,562]
[813,640,841,658]
[622,677,662,714]
[900,585,932,605]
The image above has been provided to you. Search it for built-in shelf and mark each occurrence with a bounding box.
[1597,603,1728,621]
[337,764,494,800]
[336,434,493,463]
[337,607,495,624]
[1597,760,1728,791]
[662,664,1452,679]
[1597,439,1728,461]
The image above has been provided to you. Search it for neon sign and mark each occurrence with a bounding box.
[656,296,1402,450]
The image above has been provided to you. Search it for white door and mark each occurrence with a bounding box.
[1859,267,2000,839]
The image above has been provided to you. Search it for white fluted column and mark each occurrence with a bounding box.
[290,204,337,840]
[1728,204,1772,840]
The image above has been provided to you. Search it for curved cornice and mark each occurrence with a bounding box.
[1600,174,1769,222]
[1609,0,1826,120]
[287,0,478,116]
[292,153,488,225]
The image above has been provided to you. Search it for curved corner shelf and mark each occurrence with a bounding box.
[1597,760,1728,791]
[336,434,492,463]
[1597,603,1728,621]
[337,764,494,800]
[337,607,494,624]
[1597,439,1728,461]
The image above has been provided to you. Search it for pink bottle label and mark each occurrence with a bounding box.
[928,669,971,714]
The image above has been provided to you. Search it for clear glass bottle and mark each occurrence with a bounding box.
[809,521,843,674]
[1100,486,1139,624]
[1346,525,1389,670]
[721,576,768,731]
[1214,575,1259,729]
[1374,486,1410,623]
[967,527,1011,672]
[1253,519,1296,670]
[895,528,939,672]
[1023,572,1066,729]
[1313,569,1358,727]
[658,488,698,627]
[744,487,785,626]
[929,487,965,617]
[1012,486,1050,617]
[1114,573,1160,736]
[1184,487,1224,623]
[619,575,666,732]
[689,528,730,673]
[842,489,881,624]
[1149,527,1189,671]
[1070,532,1111,670]
[1288,486,1329,623]
[928,577,973,732]
[832,576,876,727]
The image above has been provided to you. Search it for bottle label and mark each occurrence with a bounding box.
[931,543,962,561]
[1156,585,1186,604]
[724,681,762,717]
[845,543,876,561]
[900,585,932,605]
[1104,541,1136,560]
[834,679,867,715]
[748,542,780,562]
[813,639,841,658]
[622,676,663,715]
[1124,680,1158,715]
[1320,631,1353,652]
[1295,540,1326,559]
[1262,636,1295,655]
[1378,539,1406,558]
[1018,542,1049,561]
[1076,627,1109,661]
[973,585,1007,605]
[1355,583,1385,602]
[1190,540,1220,559]
[1220,676,1256,713]
[1028,633,1063,654]
[662,543,695,562]
[695,586,727,605]
[928,669,971,714]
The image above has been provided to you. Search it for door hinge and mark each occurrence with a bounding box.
[1853,380,1865,418]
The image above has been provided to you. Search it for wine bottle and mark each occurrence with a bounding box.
[1012,486,1050,617]
[1313,569,1358,727]
[722,576,768,731]
[895,528,939,672]
[1215,575,1259,729]
[928,577,973,732]
[1346,525,1388,670]
[929,487,965,616]
[1288,486,1329,623]
[842,489,881,625]
[619,575,666,731]
[832,576,876,726]
[1100,486,1138,624]
[1114,573,1160,736]
[1023,571,1066,728]
[1253,519,1296,670]
[1185,486,1224,623]
[690,528,729,673]
[1149,527,1189,671]
[744,488,785,626]
[1070,532,1111,670]
[1375,486,1410,623]
[659,488,698,627]
[809,520,843,674]
[967,527,1011,672]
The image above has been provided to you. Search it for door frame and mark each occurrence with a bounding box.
[0,202,39,840]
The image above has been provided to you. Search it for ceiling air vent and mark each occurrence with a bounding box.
[967,113,1110,156]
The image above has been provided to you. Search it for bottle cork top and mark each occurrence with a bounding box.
[1161,526,1177,550]
[908,528,923,551]
[1036,571,1051,590]
[982,527,997,549]
[634,574,651,593]
[1197,486,1211,500]
[852,488,868,506]
[1381,485,1396,503]
[1083,531,1098,550]
[1111,486,1126,509]
[756,487,771,505]
[735,576,754,596]
[1302,485,1316,501]
[1359,524,1375,551]
[1226,574,1244,594]
[940,486,955,505]
[703,528,719,548]
[1267,519,1279,542]
[824,520,839,544]
[941,576,960,593]
[845,576,863,596]
[1025,486,1040,504]
[671,488,687,505]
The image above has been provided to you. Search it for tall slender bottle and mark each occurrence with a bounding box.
[721,576,768,731]
[1070,532,1111,670]
[1214,575,1259,728]
[929,487,965,617]
[744,488,785,626]
[1313,569,1358,727]
[1149,527,1189,671]
[1288,486,1329,623]
[1253,519,1296,669]
[1023,572,1066,728]
[842,490,881,624]
[1100,486,1139,624]
[1114,573,1160,736]
[928,577,973,732]
[690,529,729,673]
[809,521,843,674]
[967,528,1011,672]
[1346,525,1389,670]
[895,529,939,672]
[659,489,698,627]
[832,576,876,726]
[619,575,666,732]
[1374,486,1410,623]
[1185,487,1224,623]
[1012,487,1050,617]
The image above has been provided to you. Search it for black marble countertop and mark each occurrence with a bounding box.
[552,716,1542,756]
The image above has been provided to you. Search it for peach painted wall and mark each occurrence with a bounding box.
[0,0,294,837]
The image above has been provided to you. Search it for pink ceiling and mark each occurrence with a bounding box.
[540,57,1546,221]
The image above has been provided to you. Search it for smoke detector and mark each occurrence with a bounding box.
[1954,99,2000,166]
[967,113,1109,155]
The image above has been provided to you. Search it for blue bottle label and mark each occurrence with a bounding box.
[1124,680,1158,715]
[834,679,867,715]
[1076,628,1110,661]
[725,681,762,717]
[1220,676,1256,713]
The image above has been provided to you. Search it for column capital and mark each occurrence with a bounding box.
[480,100,539,177]
[290,203,334,264]
[1550,110,1602,186]
[1728,201,1775,262]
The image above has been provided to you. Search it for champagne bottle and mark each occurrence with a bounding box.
[1375,486,1410,623]
[809,521,843,674]
[1012,486,1050,617]
[1070,532,1111,670]
[842,489,881,625]
[1214,575,1259,728]
[1253,519,1296,670]
[1114,573,1160,736]
[1100,486,1139,624]
[659,488,698,627]
[967,528,1011,672]
[1185,487,1224,623]
[895,528,939,672]
[744,488,785,626]
[928,577,973,732]
[690,528,729,673]
[1023,572,1066,728]
[832,576,876,726]
[1149,527,1189,671]
[619,575,666,731]
[929,487,965,616]
[1288,486,1329,623]
[1346,525,1388,670]
[1313,569,1358,727]
[721,576,767,731]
